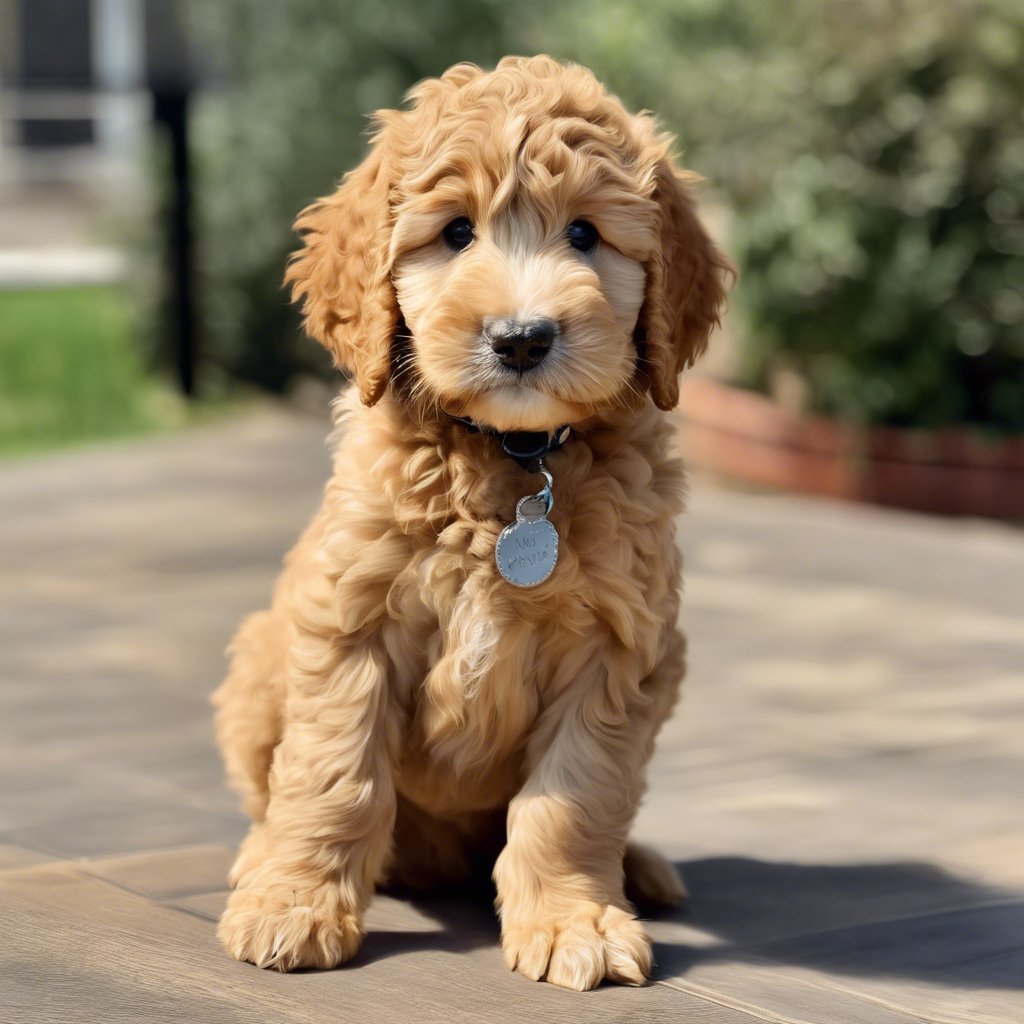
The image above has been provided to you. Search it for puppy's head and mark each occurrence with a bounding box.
[287,56,733,430]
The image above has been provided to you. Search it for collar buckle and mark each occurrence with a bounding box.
[499,427,570,469]
[449,415,571,470]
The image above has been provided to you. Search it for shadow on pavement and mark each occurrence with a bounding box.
[360,876,501,966]
[649,857,1024,991]
[356,856,1024,993]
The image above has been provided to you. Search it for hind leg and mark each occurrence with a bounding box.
[213,514,327,823]
[624,842,687,907]
[211,607,288,821]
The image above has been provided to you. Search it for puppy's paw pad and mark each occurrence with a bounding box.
[218,883,363,971]
[503,907,652,990]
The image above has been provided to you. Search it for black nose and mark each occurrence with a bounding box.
[487,317,557,372]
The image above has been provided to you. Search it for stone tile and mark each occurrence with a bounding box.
[648,859,1024,1024]
[671,904,1024,1024]
[5,797,245,860]
[79,844,235,899]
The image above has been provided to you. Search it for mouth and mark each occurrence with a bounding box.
[460,384,583,433]
[494,365,548,388]
[416,334,627,433]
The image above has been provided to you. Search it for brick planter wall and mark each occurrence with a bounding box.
[677,378,1024,519]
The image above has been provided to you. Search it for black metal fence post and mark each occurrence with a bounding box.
[150,88,194,396]
[145,0,198,397]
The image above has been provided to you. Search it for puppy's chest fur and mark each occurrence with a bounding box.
[318,400,685,815]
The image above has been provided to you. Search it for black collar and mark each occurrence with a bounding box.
[448,415,571,470]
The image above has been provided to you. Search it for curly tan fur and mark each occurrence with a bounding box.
[213,56,732,991]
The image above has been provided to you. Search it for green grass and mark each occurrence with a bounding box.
[0,286,212,457]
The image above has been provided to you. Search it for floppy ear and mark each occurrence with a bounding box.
[637,160,734,411]
[285,144,400,406]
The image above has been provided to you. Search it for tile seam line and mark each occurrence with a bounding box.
[658,970,948,1024]
[63,840,232,867]
[0,842,231,894]
[655,976,813,1024]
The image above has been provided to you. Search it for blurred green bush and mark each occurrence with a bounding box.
[191,0,1024,432]
[726,1,1024,432]
[0,286,228,456]
[0,287,162,455]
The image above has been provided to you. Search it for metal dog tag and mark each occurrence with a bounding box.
[495,464,559,588]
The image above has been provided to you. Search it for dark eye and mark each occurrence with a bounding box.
[443,217,474,251]
[567,220,599,253]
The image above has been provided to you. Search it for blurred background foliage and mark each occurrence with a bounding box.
[727,1,1024,431]
[189,0,1024,432]
[0,286,159,455]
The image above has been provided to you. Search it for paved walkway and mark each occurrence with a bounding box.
[2,407,1022,1023]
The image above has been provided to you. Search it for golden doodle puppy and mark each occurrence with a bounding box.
[213,55,732,991]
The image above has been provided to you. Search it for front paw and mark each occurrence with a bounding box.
[218,879,364,971]
[503,904,652,991]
